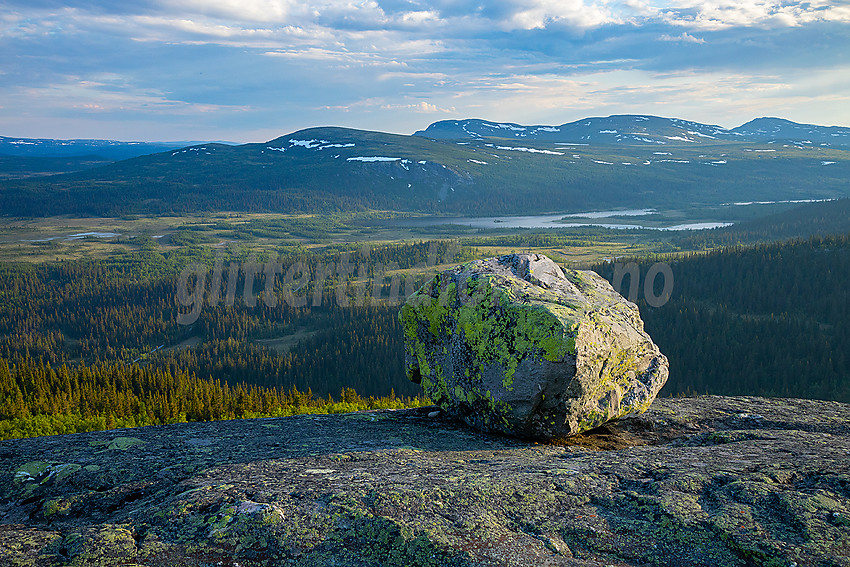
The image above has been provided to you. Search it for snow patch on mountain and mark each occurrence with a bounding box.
[688,131,717,139]
[173,147,213,156]
[484,144,564,155]
[267,139,356,152]
[347,156,402,162]
[630,136,666,144]
[289,139,327,149]
[318,143,355,149]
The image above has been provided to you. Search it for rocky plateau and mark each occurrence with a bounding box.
[1,396,849,566]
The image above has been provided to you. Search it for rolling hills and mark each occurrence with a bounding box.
[0,136,230,180]
[0,135,219,160]
[1,116,848,217]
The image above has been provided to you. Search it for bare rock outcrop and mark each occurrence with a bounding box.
[400,253,668,439]
[1,396,850,566]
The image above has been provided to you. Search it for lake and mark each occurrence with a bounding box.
[399,209,733,231]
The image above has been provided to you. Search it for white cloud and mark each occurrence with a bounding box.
[659,0,850,30]
[133,15,276,38]
[380,101,456,113]
[412,66,850,131]
[317,97,455,114]
[8,1,846,49]
[622,0,659,17]
[398,10,441,26]
[159,0,299,24]
[377,71,450,81]
[1,0,849,140]
[660,32,706,43]
[500,0,621,31]
[6,76,252,115]
[265,48,375,63]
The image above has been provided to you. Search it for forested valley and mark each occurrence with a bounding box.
[1,231,849,439]
[596,233,850,401]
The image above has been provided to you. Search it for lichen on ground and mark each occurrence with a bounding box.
[0,396,849,566]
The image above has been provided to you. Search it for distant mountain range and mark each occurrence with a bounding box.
[415,115,850,148]
[0,136,229,161]
[1,116,848,217]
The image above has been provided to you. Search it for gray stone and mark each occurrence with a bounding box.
[399,253,668,439]
[2,396,850,566]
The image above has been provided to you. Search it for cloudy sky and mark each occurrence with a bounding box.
[2,0,849,142]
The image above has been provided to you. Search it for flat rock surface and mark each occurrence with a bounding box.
[1,396,849,566]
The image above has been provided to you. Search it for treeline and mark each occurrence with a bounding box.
[595,233,850,401]
[457,228,652,249]
[0,356,428,440]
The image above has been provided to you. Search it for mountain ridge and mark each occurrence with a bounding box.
[0,136,234,161]
[5,115,848,157]
[414,115,850,148]
[1,117,848,217]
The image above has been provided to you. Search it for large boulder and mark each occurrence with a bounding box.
[400,253,668,439]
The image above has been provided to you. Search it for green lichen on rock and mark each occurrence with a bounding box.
[13,461,51,484]
[41,497,74,518]
[13,461,82,497]
[50,463,81,482]
[106,437,145,451]
[400,253,668,438]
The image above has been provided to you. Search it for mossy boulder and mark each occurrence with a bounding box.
[400,253,668,439]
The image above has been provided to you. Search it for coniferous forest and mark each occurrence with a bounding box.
[0,356,426,440]
[596,234,850,401]
[1,232,849,439]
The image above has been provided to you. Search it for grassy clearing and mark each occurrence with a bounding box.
[254,329,322,354]
[0,208,713,265]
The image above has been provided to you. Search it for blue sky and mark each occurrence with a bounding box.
[2,0,849,142]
